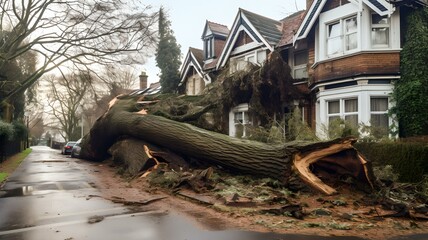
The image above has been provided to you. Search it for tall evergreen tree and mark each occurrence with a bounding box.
[155,7,181,93]
[392,7,428,137]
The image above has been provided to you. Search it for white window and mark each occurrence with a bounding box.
[370,97,389,135]
[293,51,308,79]
[229,103,252,138]
[371,14,390,48]
[229,54,256,74]
[234,111,251,138]
[327,98,358,128]
[327,16,358,56]
[205,37,214,59]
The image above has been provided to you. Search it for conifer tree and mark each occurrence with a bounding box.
[155,7,181,93]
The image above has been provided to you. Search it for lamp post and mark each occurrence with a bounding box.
[24,110,31,148]
[79,105,84,139]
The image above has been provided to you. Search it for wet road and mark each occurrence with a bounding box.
[0,146,425,240]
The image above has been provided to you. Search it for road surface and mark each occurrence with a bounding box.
[0,146,425,240]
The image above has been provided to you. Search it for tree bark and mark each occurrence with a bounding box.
[81,96,375,195]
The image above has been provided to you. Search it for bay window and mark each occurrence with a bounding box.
[327,98,358,128]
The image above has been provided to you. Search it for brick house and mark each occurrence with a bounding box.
[294,0,426,138]
[179,21,229,96]
[180,1,426,138]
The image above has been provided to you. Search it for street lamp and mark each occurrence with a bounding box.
[79,105,84,139]
[24,110,31,148]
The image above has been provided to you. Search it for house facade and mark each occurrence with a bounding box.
[179,21,229,96]
[294,0,422,138]
[179,1,426,139]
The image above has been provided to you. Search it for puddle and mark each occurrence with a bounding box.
[0,182,94,198]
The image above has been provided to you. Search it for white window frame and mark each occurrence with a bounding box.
[370,96,389,133]
[293,50,308,79]
[229,103,251,138]
[326,15,358,57]
[371,13,390,48]
[327,98,359,127]
[315,80,397,139]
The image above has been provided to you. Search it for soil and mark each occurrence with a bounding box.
[82,159,428,240]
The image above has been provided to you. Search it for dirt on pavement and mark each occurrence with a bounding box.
[80,158,428,240]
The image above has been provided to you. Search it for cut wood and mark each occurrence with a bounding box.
[80,96,376,195]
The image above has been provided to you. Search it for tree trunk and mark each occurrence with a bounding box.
[81,96,375,195]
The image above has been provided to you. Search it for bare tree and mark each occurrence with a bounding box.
[45,71,93,141]
[0,0,158,106]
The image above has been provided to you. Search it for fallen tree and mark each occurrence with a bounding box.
[80,95,376,195]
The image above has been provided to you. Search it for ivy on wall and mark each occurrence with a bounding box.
[392,7,428,137]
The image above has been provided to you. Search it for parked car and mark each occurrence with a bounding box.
[70,139,82,158]
[61,141,76,155]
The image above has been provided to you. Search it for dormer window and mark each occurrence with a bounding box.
[204,37,214,59]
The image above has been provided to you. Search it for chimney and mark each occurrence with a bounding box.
[306,0,314,9]
[139,71,148,89]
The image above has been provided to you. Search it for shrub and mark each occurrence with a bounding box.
[12,121,28,139]
[355,142,428,182]
[0,120,14,143]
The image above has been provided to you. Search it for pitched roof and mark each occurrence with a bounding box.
[277,10,305,47]
[240,8,282,46]
[206,21,230,36]
[189,47,204,67]
[179,47,211,85]
[216,8,282,69]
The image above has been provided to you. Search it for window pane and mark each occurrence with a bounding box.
[329,116,340,123]
[346,32,357,50]
[372,14,388,24]
[294,52,308,66]
[371,28,389,46]
[345,115,358,128]
[371,114,388,128]
[328,101,340,114]
[371,98,388,111]
[234,112,243,123]
[327,22,341,55]
[294,67,308,79]
[345,99,358,112]
[345,17,357,34]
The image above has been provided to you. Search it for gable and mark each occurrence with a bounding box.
[295,0,394,43]
[233,30,255,49]
[179,49,211,86]
[217,9,281,69]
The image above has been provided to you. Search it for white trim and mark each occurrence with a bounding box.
[216,9,274,70]
[294,0,328,43]
[315,81,396,138]
[229,103,250,137]
[179,51,211,86]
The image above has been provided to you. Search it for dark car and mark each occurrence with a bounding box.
[61,141,76,155]
[70,139,82,158]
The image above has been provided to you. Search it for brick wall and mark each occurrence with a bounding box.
[311,52,400,83]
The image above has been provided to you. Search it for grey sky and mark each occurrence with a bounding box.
[140,0,307,84]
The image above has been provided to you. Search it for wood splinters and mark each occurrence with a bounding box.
[140,145,161,178]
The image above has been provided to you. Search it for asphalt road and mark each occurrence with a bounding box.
[0,146,426,240]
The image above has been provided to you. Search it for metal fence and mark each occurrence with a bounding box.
[0,140,25,163]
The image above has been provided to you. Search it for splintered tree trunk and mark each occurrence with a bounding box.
[81,96,375,195]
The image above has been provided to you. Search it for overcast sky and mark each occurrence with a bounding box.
[140,0,307,84]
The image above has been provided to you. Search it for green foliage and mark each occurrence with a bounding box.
[373,165,399,182]
[326,118,359,139]
[155,7,181,93]
[0,120,14,142]
[11,121,27,139]
[355,141,428,182]
[286,107,318,141]
[392,7,428,137]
